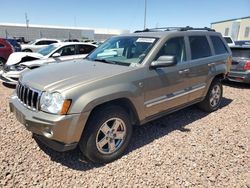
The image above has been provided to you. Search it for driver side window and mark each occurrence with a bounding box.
[155,37,186,63]
[54,45,76,56]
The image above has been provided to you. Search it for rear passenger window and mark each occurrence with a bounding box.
[77,45,96,54]
[189,36,211,60]
[210,36,228,55]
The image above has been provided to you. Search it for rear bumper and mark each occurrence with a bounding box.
[9,94,90,152]
[227,70,250,83]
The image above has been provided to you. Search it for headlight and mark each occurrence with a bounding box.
[16,65,26,71]
[8,65,26,71]
[40,92,71,114]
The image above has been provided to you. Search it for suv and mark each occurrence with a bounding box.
[10,27,232,163]
[21,38,60,52]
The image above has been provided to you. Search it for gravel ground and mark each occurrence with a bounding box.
[0,81,249,188]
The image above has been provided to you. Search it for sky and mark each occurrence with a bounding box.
[0,0,249,31]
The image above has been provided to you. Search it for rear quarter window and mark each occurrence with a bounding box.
[189,36,211,60]
[210,36,228,55]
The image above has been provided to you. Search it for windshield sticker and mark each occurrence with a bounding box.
[136,38,155,43]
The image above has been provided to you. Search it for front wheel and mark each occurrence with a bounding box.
[79,105,133,163]
[197,79,223,112]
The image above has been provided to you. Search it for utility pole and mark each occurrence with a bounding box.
[25,12,29,41]
[144,0,147,29]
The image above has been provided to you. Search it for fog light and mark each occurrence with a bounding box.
[43,127,53,138]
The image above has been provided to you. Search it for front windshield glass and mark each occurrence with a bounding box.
[87,36,158,66]
[28,40,36,45]
[37,44,59,56]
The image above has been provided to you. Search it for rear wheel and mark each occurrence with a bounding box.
[79,105,133,163]
[0,58,6,71]
[197,79,223,112]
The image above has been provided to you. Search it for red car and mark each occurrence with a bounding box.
[0,38,14,70]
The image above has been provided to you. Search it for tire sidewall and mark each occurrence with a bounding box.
[80,106,133,163]
[208,80,223,111]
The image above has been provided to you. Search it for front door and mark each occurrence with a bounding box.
[144,37,191,117]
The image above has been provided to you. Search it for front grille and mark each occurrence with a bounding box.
[16,82,41,111]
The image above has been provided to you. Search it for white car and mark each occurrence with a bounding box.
[21,38,61,52]
[223,36,235,47]
[0,42,97,85]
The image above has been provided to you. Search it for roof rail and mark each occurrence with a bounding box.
[134,26,215,33]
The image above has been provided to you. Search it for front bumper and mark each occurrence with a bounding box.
[9,94,90,152]
[0,70,19,85]
[227,70,250,83]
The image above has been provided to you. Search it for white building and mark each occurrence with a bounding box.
[0,23,130,42]
[211,16,250,41]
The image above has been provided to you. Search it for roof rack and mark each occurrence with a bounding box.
[134,26,215,33]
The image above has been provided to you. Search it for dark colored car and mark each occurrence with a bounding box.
[6,39,21,52]
[227,46,250,83]
[0,39,14,70]
[235,40,250,46]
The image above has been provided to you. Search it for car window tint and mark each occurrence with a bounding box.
[231,48,250,58]
[55,45,76,56]
[77,45,96,54]
[189,36,211,60]
[210,36,228,55]
[0,43,4,48]
[155,37,186,63]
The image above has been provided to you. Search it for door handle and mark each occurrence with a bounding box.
[179,69,190,74]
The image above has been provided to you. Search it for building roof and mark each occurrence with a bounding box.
[211,16,250,25]
[0,23,130,35]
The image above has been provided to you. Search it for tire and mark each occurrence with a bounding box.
[197,79,223,112]
[79,105,133,163]
[0,58,6,71]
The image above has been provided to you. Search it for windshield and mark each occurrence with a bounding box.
[37,44,59,56]
[28,40,36,45]
[87,36,158,66]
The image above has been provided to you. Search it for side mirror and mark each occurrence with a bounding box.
[150,55,177,69]
[52,53,61,58]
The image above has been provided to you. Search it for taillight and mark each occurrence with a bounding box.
[244,61,250,70]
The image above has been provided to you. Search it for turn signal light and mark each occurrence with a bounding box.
[244,61,250,70]
[60,99,72,115]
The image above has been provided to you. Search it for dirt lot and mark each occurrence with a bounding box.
[0,82,249,187]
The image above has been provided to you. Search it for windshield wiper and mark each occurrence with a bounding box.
[93,58,117,65]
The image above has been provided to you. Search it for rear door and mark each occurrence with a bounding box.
[186,35,214,101]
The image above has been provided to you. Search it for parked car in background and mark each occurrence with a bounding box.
[227,46,250,83]
[21,38,61,52]
[223,36,235,46]
[235,40,250,46]
[0,42,97,84]
[9,27,231,163]
[0,38,14,70]
[5,39,21,52]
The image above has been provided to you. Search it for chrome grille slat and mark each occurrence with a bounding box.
[31,91,34,109]
[16,82,41,111]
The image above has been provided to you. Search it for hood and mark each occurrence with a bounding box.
[6,52,44,66]
[21,59,134,92]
